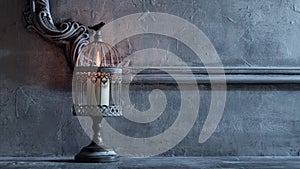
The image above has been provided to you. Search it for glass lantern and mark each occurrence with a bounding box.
[73,31,122,117]
[72,22,122,162]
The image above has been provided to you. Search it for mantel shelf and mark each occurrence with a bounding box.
[122,67,300,84]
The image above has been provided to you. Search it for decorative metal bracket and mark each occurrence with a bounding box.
[23,0,89,69]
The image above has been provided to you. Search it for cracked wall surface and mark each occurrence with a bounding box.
[0,0,300,156]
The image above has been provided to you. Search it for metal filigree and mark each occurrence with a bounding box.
[78,72,113,84]
[74,105,122,117]
[98,72,112,84]
[23,0,89,69]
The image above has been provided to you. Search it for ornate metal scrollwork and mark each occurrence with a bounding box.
[23,0,89,69]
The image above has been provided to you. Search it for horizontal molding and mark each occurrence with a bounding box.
[122,67,300,84]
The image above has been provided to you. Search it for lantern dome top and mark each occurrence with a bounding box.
[76,22,121,68]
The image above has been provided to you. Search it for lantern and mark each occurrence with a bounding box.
[72,22,122,162]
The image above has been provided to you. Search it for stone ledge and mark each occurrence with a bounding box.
[0,156,300,169]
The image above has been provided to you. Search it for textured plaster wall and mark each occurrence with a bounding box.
[0,0,300,157]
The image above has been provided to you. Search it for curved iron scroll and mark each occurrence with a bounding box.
[23,0,89,69]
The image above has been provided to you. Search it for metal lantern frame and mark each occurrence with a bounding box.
[71,23,122,163]
[73,67,122,117]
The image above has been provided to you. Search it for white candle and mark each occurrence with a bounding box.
[101,79,110,106]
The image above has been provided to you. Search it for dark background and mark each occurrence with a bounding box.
[0,0,300,157]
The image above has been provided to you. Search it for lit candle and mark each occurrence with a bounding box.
[101,79,110,106]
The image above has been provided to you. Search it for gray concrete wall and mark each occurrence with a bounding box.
[0,0,300,157]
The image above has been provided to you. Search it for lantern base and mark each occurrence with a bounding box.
[75,141,119,163]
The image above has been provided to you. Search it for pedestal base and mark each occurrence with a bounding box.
[75,142,119,163]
